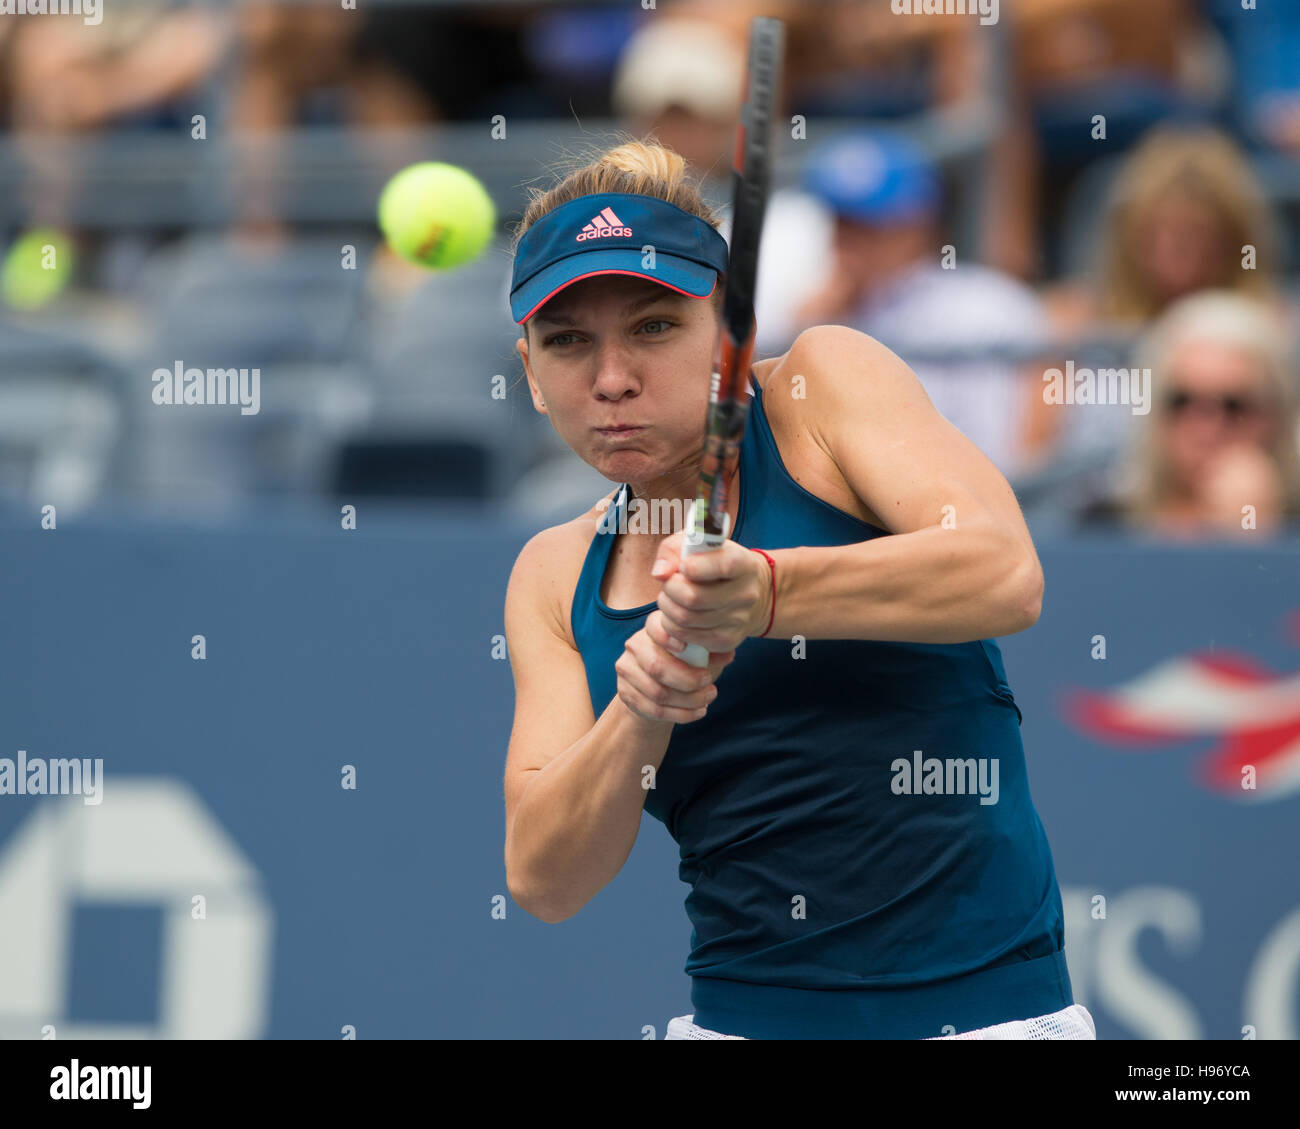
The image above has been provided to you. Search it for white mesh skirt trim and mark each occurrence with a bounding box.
[664,1003,1096,1040]
[664,1015,747,1040]
[926,1003,1096,1040]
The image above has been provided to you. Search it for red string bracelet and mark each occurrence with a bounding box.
[749,547,777,638]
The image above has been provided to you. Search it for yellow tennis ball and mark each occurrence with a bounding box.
[377,162,496,270]
[1,227,74,309]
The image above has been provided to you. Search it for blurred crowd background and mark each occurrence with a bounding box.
[2,0,1299,539]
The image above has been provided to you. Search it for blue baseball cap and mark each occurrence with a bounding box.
[801,130,939,225]
[510,192,729,324]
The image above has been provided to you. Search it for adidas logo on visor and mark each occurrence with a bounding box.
[576,206,632,242]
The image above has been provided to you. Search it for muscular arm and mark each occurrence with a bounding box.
[503,527,675,923]
[759,326,1043,644]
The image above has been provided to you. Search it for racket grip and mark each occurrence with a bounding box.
[676,509,730,669]
[680,641,710,668]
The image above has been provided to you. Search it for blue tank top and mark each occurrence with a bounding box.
[570,370,1072,1038]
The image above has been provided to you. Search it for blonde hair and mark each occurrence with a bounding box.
[1098,127,1278,323]
[512,137,725,335]
[1121,290,1300,522]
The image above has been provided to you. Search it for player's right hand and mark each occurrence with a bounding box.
[615,610,735,724]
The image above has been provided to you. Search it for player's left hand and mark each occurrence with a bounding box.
[650,531,773,655]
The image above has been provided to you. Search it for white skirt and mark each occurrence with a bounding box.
[664,1003,1096,1040]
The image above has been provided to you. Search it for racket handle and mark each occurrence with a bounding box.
[681,641,710,668]
[676,508,730,669]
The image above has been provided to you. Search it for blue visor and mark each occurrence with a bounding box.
[510,192,729,324]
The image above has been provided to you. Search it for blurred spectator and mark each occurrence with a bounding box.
[9,1,228,137]
[1022,126,1288,471]
[229,2,570,240]
[523,4,641,121]
[1081,291,1300,537]
[614,0,988,191]
[989,0,1227,279]
[229,0,435,241]
[611,16,745,190]
[1208,0,1300,152]
[0,18,20,130]
[757,128,1053,476]
[3,1,231,303]
[230,1,543,134]
[661,0,984,120]
[1044,126,1283,336]
[812,1,984,115]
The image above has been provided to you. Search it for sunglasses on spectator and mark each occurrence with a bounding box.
[1164,389,1266,420]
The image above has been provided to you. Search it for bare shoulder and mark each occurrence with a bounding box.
[507,488,621,650]
[754,327,897,529]
[757,325,919,422]
[787,324,918,395]
[776,324,936,446]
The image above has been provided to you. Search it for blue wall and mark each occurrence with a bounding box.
[1,507,1297,1039]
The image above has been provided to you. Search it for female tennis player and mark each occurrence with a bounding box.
[502,139,1094,1041]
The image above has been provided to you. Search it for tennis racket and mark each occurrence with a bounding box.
[678,16,784,669]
